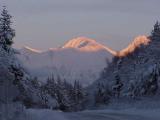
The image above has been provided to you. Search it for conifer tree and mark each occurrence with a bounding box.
[151,21,160,40]
[0,6,15,51]
[94,83,110,105]
[143,65,159,95]
[72,80,86,110]
[112,74,123,98]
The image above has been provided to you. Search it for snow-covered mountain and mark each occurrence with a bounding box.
[118,36,150,57]
[62,37,117,55]
[17,37,115,86]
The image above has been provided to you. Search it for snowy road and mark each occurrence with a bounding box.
[65,111,157,120]
[24,109,160,120]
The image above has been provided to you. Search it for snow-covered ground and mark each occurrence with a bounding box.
[24,109,67,120]
[16,108,160,120]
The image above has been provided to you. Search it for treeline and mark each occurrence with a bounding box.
[30,76,88,111]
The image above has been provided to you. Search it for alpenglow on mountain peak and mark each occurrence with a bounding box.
[62,37,101,50]
[62,37,116,55]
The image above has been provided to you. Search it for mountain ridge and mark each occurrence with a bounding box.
[20,37,116,55]
[20,36,149,57]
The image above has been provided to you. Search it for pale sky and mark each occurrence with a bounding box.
[1,0,160,50]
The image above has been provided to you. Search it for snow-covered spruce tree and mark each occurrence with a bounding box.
[142,64,159,95]
[112,74,123,98]
[44,76,60,109]
[45,76,72,111]
[127,64,159,98]
[0,44,25,119]
[71,80,87,111]
[94,83,111,106]
[151,21,160,40]
[0,6,15,51]
[45,76,56,98]
[54,77,71,111]
[0,7,23,120]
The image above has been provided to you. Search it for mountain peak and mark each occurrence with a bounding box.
[62,37,116,55]
[62,37,97,49]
